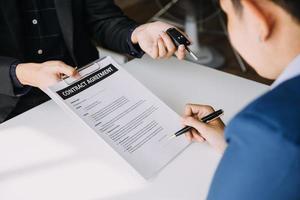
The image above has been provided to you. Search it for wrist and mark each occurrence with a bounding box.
[16,63,39,86]
[9,60,23,88]
[131,27,139,44]
[16,63,27,85]
[216,131,227,154]
[131,24,146,44]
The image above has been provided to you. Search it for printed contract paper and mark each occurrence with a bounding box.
[46,57,190,179]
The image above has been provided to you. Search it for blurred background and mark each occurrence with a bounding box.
[114,0,273,85]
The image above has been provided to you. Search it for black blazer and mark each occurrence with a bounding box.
[0,0,137,122]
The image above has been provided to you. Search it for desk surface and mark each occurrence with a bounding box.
[0,56,268,200]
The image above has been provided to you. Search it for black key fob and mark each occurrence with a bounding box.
[166,28,191,47]
[166,28,198,61]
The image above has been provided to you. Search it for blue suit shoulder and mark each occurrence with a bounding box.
[226,75,300,145]
[207,76,300,200]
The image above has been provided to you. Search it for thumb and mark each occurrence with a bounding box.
[55,62,78,77]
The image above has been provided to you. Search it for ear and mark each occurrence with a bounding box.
[241,0,273,42]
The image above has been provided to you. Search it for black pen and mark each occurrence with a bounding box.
[168,109,224,140]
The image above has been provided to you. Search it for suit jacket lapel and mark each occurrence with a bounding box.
[54,0,75,62]
[0,0,24,58]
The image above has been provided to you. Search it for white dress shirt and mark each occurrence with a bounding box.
[272,54,300,89]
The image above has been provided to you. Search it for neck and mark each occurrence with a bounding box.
[268,13,300,79]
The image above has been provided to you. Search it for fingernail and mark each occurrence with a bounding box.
[75,74,81,79]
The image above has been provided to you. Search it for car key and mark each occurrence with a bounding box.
[166,28,198,61]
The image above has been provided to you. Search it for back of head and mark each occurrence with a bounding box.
[273,0,300,23]
[232,0,300,23]
[225,0,300,79]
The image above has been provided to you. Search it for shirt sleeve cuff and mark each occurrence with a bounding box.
[127,26,145,58]
[9,61,31,96]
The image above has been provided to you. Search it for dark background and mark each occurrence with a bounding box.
[115,0,273,85]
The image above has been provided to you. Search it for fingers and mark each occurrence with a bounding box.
[150,42,159,59]
[182,110,226,151]
[185,129,205,143]
[160,32,176,58]
[158,37,167,58]
[175,45,186,60]
[184,103,193,117]
[157,32,187,59]
[132,21,190,60]
[184,104,215,118]
[182,116,209,136]
[191,129,205,142]
[185,132,193,142]
[48,61,75,76]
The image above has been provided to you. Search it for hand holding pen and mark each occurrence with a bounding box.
[169,109,224,140]
[177,104,228,153]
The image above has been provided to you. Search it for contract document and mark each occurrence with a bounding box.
[46,57,190,179]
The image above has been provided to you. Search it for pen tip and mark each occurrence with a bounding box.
[191,53,199,61]
[168,134,176,140]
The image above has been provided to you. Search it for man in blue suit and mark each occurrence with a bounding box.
[181,0,300,199]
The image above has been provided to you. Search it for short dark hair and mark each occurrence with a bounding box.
[231,0,300,22]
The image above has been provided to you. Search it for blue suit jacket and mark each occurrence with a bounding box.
[207,75,300,200]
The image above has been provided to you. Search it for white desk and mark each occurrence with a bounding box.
[0,56,268,200]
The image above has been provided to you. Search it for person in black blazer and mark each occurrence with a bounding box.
[0,0,187,122]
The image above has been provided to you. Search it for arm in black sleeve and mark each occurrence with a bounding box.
[9,61,31,96]
[0,56,30,97]
[84,0,142,55]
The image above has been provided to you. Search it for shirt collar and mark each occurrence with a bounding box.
[271,54,300,89]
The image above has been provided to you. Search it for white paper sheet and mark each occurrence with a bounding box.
[46,57,190,179]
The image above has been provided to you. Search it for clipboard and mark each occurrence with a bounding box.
[46,55,190,179]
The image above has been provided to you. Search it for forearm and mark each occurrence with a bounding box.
[85,0,138,53]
